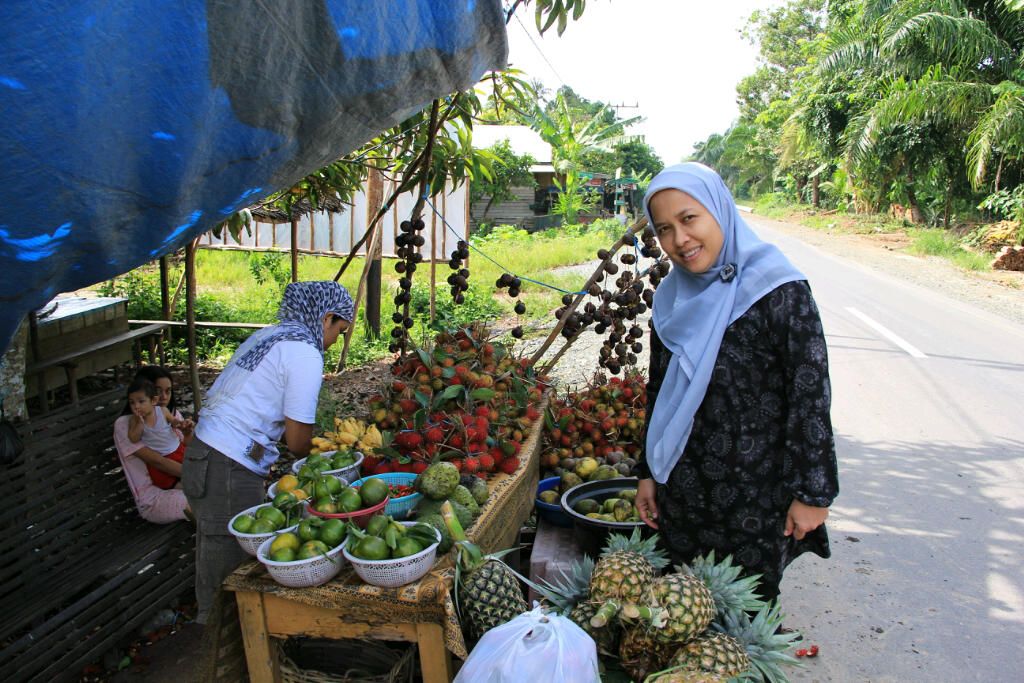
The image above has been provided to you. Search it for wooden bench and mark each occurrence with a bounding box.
[27,323,168,411]
[0,390,195,682]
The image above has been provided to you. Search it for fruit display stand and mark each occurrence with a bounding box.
[222,399,545,683]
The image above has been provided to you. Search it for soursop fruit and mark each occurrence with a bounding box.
[417,462,460,500]
[417,513,453,553]
[451,485,481,518]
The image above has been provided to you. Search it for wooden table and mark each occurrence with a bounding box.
[234,590,453,683]
[224,401,546,683]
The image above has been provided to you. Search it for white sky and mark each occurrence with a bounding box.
[504,0,784,164]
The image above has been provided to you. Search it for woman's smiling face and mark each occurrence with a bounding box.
[649,189,724,274]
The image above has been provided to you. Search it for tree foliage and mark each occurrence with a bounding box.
[693,0,1024,226]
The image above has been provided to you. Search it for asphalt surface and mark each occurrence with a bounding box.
[750,217,1024,682]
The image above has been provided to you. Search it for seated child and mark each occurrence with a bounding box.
[126,378,192,489]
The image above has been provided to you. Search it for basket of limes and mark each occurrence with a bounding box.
[256,519,348,588]
[343,516,442,588]
[350,473,421,519]
[266,472,344,502]
[306,475,390,529]
[291,450,364,484]
[228,501,303,556]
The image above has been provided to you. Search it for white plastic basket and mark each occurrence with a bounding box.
[343,522,441,588]
[227,503,301,557]
[256,535,347,588]
[291,451,364,483]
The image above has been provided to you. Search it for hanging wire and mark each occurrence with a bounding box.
[422,192,588,297]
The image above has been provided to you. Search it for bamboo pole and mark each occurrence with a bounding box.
[529,217,648,366]
[185,238,201,415]
[336,219,383,372]
[430,196,438,322]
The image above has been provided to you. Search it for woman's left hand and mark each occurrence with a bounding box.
[785,499,829,540]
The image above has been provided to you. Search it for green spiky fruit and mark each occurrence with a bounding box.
[416,513,453,553]
[451,485,480,517]
[680,552,766,623]
[669,631,751,678]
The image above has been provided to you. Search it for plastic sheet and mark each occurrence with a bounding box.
[0,0,507,352]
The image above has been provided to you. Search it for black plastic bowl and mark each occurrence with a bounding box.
[560,477,653,558]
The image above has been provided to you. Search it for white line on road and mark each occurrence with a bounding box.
[845,307,928,358]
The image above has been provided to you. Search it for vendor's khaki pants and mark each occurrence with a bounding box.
[182,439,263,624]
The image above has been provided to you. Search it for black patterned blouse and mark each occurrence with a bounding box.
[636,280,839,600]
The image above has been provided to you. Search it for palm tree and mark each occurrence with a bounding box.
[819,0,1024,192]
[527,92,641,223]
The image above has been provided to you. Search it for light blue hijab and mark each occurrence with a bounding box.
[642,163,805,484]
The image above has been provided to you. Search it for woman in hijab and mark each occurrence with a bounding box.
[183,280,354,623]
[633,163,839,603]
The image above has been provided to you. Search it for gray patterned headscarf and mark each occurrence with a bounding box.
[237,281,355,370]
[203,281,354,416]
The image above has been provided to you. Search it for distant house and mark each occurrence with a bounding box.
[470,125,556,230]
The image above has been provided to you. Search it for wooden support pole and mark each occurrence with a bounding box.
[159,254,172,351]
[336,219,382,372]
[290,219,299,282]
[365,169,384,339]
[430,197,438,322]
[185,239,201,415]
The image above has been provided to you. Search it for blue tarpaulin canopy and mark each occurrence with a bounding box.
[0,0,508,353]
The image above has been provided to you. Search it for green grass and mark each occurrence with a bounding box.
[92,229,617,366]
[907,229,992,271]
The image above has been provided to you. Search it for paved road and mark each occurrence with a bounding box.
[749,217,1024,682]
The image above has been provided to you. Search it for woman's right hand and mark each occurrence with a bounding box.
[636,478,659,529]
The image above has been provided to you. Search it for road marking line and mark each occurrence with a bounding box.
[845,307,928,359]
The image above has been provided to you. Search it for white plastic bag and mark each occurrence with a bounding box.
[454,606,600,683]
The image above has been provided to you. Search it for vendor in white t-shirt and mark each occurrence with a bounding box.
[182,281,354,624]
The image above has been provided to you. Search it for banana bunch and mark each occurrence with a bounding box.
[357,424,383,451]
[313,418,382,453]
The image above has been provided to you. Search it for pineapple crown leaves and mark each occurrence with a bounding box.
[713,603,803,683]
[522,555,596,615]
[677,551,767,622]
[603,528,671,570]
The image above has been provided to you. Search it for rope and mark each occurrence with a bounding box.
[422,193,588,297]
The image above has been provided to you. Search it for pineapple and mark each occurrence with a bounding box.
[617,625,676,682]
[648,671,727,683]
[588,529,670,628]
[625,572,716,645]
[679,552,766,623]
[668,631,750,679]
[528,556,622,655]
[442,501,528,641]
[713,603,802,683]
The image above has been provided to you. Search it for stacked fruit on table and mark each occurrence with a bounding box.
[345,513,441,561]
[310,417,382,456]
[307,476,390,516]
[535,532,802,682]
[540,371,646,484]
[363,325,547,478]
[296,451,357,481]
[264,516,348,563]
[410,462,491,553]
[231,495,302,534]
